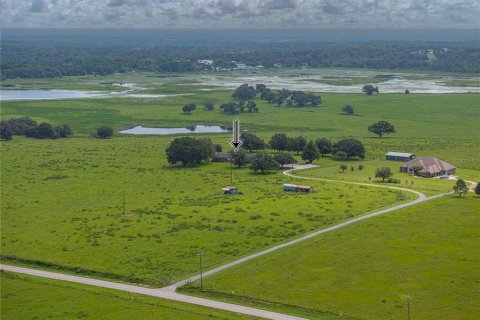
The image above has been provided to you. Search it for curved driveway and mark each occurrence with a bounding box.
[1,165,451,320]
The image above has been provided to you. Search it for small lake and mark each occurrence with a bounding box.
[119,125,231,135]
[0,89,104,101]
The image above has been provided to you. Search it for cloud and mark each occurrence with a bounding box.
[1,0,478,28]
[29,0,47,13]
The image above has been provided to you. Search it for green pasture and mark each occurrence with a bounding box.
[2,90,479,169]
[1,72,479,318]
[184,195,480,320]
[0,136,410,285]
[0,272,256,320]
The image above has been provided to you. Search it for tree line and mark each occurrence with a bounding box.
[165,133,366,173]
[0,117,73,140]
[3,38,479,79]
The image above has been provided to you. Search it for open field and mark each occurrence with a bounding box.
[2,91,480,169]
[1,71,479,318]
[183,195,480,320]
[1,136,412,285]
[0,271,256,320]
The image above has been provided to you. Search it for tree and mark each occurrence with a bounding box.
[411,165,423,175]
[291,91,310,107]
[333,138,365,159]
[269,133,289,151]
[340,164,347,172]
[302,140,320,163]
[0,120,13,140]
[166,137,214,167]
[215,144,223,152]
[255,83,267,94]
[274,153,296,166]
[474,182,480,195]
[7,117,38,135]
[220,102,240,114]
[182,103,196,114]
[375,167,393,181]
[26,122,58,139]
[315,138,332,157]
[96,126,114,139]
[204,101,215,111]
[405,89,410,94]
[250,153,279,174]
[453,179,468,197]
[56,124,73,138]
[362,84,379,95]
[232,83,256,101]
[246,100,259,112]
[368,121,395,138]
[335,151,348,160]
[287,136,307,154]
[232,150,249,168]
[241,132,265,152]
[342,104,354,115]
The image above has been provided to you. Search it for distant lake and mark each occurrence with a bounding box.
[119,125,231,135]
[0,89,103,101]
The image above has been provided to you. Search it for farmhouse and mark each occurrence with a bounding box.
[283,184,313,193]
[400,157,456,177]
[385,152,415,161]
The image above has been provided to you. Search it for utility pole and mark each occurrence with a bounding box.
[198,252,204,290]
[406,295,411,320]
[122,191,126,215]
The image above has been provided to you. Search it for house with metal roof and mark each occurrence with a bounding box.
[385,152,416,161]
[283,184,313,193]
[400,157,456,177]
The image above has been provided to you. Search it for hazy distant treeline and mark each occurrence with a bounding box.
[2,30,479,79]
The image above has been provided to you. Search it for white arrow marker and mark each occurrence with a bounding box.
[228,119,243,152]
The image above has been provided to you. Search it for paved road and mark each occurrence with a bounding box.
[0,264,305,320]
[1,165,451,320]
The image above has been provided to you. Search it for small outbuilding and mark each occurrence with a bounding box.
[222,186,238,194]
[213,153,233,163]
[283,184,313,193]
[385,152,415,161]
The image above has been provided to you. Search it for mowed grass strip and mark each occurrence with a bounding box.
[184,196,480,320]
[0,136,410,285]
[0,272,257,320]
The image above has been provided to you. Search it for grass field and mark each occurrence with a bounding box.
[1,136,411,285]
[1,71,479,318]
[183,195,480,320]
[0,271,256,320]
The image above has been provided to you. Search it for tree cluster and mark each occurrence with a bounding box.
[0,117,73,140]
[166,137,215,167]
[256,84,321,108]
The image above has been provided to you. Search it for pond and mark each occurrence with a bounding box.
[119,125,231,135]
[0,89,104,101]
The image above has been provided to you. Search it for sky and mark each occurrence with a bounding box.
[1,0,479,29]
